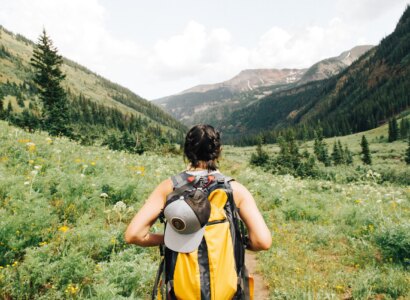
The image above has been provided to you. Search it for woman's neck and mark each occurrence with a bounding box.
[187,162,208,171]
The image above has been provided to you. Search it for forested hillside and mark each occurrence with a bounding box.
[219,6,410,145]
[0,26,186,150]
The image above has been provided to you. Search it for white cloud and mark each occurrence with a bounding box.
[143,18,357,95]
[0,0,406,99]
[336,0,409,21]
[0,0,147,87]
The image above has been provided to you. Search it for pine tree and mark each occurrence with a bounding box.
[331,142,343,165]
[0,90,3,119]
[6,102,13,120]
[405,136,410,165]
[344,144,353,165]
[400,118,410,139]
[337,140,345,164]
[30,29,72,137]
[313,129,330,166]
[276,133,301,170]
[250,138,269,166]
[361,135,372,165]
[388,117,399,142]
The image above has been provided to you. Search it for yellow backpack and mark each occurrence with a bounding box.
[152,172,253,300]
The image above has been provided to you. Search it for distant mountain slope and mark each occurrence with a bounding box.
[298,45,373,84]
[0,25,186,138]
[219,6,410,144]
[154,46,372,126]
[179,68,306,94]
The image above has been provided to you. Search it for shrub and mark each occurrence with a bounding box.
[351,267,409,299]
[281,201,322,222]
[250,141,269,166]
[374,222,410,265]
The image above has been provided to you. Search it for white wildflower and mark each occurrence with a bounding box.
[100,193,109,198]
[113,201,127,213]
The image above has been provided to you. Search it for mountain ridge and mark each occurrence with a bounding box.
[154,45,373,126]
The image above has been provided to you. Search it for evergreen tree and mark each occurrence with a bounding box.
[331,142,339,165]
[0,90,3,119]
[400,118,410,139]
[30,29,72,137]
[405,136,410,165]
[250,138,269,166]
[270,132,318,178]
[5,102,13,120]
[313,129,330,166]
[361,135,372,165]
[331,141,343,165]
[337,140,345,164]
[388,117,399,142]
[344,144,353,165]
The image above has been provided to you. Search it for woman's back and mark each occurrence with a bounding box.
[125,124,271,299]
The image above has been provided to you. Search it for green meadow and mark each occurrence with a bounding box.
[0,119,409,299]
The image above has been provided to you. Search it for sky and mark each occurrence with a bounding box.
[0,0,409,99]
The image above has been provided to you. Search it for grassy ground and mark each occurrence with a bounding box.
[0,119,409,299]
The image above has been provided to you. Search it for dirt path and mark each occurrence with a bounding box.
[246,251,270,300]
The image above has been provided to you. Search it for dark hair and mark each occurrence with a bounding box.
[184,124,221,171]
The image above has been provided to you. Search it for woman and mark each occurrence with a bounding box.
[125,124,271,299]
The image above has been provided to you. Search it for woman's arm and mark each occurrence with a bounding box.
[231,181,272,251]
[124,178,173,247]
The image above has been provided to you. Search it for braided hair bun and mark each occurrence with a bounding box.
[184,124,221,171]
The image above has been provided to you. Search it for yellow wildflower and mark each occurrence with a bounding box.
[18,139,31,143]
[58,225,69,233]
[26,142,36,152]
[335,285,344,293]
[39,241,47,246]
[74,158,82,163]
[95,264,102,272]
[90,161,96,166]
[65,283,79,295]
[130,165,145,175]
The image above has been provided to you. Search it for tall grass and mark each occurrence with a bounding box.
[1,120,409,299]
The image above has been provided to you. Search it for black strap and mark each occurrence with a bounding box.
[198,237,211,299]
[242,266,251,300]
[152,256,165,300]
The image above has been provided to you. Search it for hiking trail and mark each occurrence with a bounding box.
[246,251,270,300]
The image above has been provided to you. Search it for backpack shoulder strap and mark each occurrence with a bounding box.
[212,172,235,186]
[171,171,191,189]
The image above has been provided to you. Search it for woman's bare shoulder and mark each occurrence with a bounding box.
[155,178,174,198]
[229,180,247,191]
[229,180,253,207]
